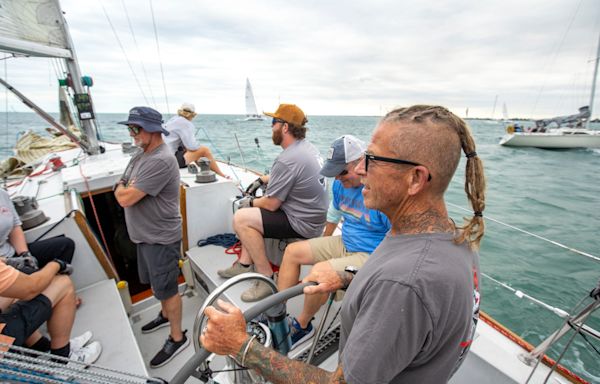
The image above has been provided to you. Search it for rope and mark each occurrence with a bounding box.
[149,0,170,114]
[78,162,117,270]
[447,202,600,263]
[197,233,239,248]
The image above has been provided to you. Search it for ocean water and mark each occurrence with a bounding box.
[1,113,599,382]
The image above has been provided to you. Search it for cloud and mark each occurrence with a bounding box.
[1,0,598,118]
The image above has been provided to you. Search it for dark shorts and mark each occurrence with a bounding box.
[0,295,52,346]
[260,209,304,239]
[137,241,181,300]
[175,146,186,168]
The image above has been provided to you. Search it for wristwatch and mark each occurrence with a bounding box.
[344,266,359,275]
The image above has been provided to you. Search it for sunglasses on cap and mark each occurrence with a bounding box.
[272,118,286,126]
[364,152,432,181]
[127,125,141,135]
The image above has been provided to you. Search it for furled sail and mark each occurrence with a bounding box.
[0,0,71,58]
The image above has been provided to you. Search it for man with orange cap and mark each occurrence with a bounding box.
[218,104,328,302]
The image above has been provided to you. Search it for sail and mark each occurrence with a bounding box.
[502,103,509,121]
[245,78,260,117]
[0,0,72,58]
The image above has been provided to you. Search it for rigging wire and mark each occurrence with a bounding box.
[3,55,8,152]
[447,201,600,263]
[99,0,150,105]
[149,0,170,114]
[120,0,158,109]
[531,0,584,116]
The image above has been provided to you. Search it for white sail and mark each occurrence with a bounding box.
[502,103,509,121]
[244,78,264,120]
[0,0,71,58]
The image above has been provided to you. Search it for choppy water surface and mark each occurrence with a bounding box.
[2,113,599,381]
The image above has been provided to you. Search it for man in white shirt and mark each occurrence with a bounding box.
[163,102,226,177]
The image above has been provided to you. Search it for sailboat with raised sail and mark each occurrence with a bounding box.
[244,78,264,121]
[500,30,600,149]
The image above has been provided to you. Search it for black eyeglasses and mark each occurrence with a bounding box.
[338,169,349,176]
[272,118,286,126]
[364,152,432,181]
[127,125,141,135]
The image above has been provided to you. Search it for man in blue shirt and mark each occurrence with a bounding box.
[277,135,390,349]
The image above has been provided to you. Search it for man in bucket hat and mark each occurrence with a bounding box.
[277,135,390,350]
[218,104,328,302]
[114,106,188,368]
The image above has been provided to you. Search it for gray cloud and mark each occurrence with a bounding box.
[0,0,598,118]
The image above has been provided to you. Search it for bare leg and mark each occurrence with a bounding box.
[184,146,226,177]
[162,293,183,341]
[277,241,315,291]
[297,293,329,328]
[42,276,76,349]
[233,208,272,276]
[24,330,43,346]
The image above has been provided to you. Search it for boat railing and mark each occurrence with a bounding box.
[0,343,164,384]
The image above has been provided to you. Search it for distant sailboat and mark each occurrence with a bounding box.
[244,78,264,121]
[499,31,600,149]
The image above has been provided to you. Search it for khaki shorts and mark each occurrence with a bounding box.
[309,236,369,300]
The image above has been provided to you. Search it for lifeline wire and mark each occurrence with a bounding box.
[447,202,600,263]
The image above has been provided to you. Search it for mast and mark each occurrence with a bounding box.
[55,0,101,154]
[587,30,600,130]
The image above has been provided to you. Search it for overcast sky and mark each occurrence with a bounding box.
[1,0,599,118]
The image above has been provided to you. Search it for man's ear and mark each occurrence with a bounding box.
[407,166,429,195]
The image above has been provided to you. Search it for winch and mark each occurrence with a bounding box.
[11,195,49,230]
[194,157,217,183]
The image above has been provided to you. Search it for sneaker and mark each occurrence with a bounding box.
[217,261,254,279]
[241,280,274,302]
[150,330,190,368]
[70,331,93,351]
[289,317,314,350]
[142,311,169,333]
[68,341,102,365]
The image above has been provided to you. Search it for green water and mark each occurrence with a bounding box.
[2,113,599,382]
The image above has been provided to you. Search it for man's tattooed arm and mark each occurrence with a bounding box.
[241,339,347,384]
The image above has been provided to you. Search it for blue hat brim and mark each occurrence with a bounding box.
[320,160,346,177]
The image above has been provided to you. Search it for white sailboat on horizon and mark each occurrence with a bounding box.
[244,78,264,121]
[499,31,600,149]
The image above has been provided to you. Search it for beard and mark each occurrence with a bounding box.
[272,127,283,145]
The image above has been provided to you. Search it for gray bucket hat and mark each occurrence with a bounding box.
[118,106,169,135]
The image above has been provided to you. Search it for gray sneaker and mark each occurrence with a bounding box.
[217,261,254,279]
[241,280,274,302]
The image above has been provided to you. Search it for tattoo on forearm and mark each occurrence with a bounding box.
[243,340,346,383]
[337,271,353,290]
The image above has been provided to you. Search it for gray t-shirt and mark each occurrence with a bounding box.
[266,139,328,238]
[340,232,481,384]
[124,143,182,244]
[0,190,21,258]
[163,115,200,153]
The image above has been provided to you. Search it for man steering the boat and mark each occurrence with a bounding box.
[217,104,328,302]
[277,134,390,350]
[115,106,188,368]
[202,105,485,383]
[163,102,227,178]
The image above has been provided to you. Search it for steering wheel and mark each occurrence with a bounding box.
[170,273,315,384]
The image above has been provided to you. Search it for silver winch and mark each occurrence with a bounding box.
[194,157,217,183]
[11,195,49,230]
